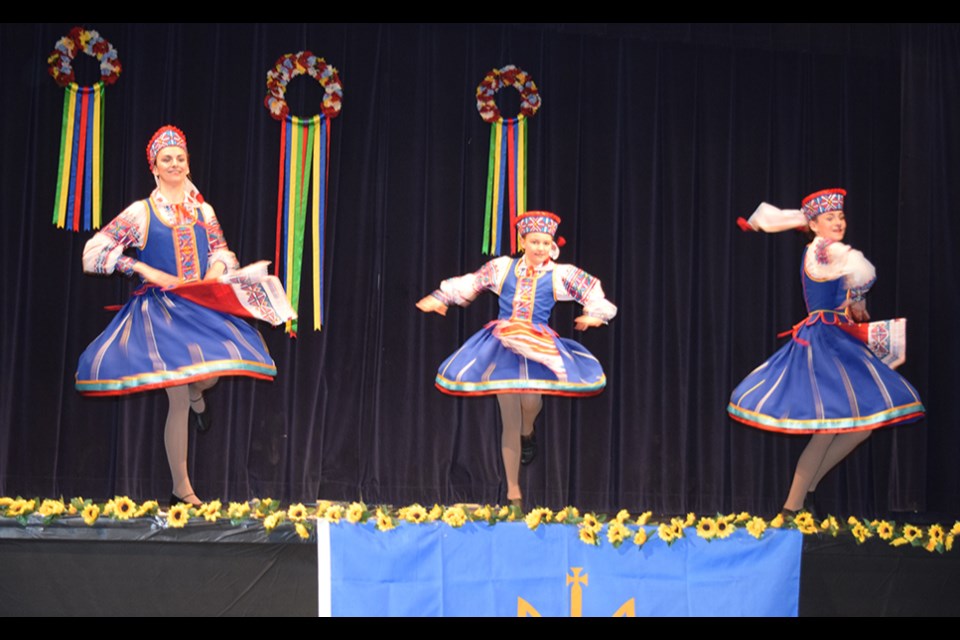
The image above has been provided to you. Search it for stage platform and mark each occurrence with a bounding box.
[2,515,957,616]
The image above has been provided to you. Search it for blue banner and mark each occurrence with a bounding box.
[327,522,801,617]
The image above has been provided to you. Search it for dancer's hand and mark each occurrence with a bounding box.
[847,300,870,322]
[134,263,179,289]
[204,262,226,281]
[416,295,448,316]
[574,315,603,331]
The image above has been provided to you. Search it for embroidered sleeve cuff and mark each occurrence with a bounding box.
[584,298,618,322]
[847,278,875,302]
[115,256,138,277]
[430,289,456,306]
[209,249,240,274]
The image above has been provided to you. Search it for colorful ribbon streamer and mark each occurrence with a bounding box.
[482,116,527,255]
[275,115,330,335]
[53,82,105,232]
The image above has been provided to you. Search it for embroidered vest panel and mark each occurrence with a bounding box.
[497,259,555,325]
[140,199,209,283]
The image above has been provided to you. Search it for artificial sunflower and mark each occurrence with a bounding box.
[375,508,396,532]
[928,524,945,544]
[295,522,310,540]
[578,526,599,546]
[397,504,429,524]
[902,524,922,542]
[746,516,767,540]
[345,502,366,524]
[716,518,736,539]
[635,511,653,526]
[794,511,815,531]
[287,503,308,523]
[524,508,549,531]
[472,505,492,522]
[167,504,190,529]
[555,506,579,523]
[581,513,602,534]
[850,523,872,544]
[819,516,840,536]
[263,512,282,532]
[6,499,35,517]
[657,523,676,544]
[605,521,630,547]
[324,505,344,523]
[442,506,467,528]
[38,499,66,518]
[227,502,251,520]
[669,518,685,539]
[113,496,136,520]
[134,500,159,518]
[81,504,100,526]
[876,521,895,541]
[633,528,648,547]
[696,517,717,540]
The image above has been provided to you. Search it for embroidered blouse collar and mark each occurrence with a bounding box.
[151,187,201,210]
[518,256,554,274]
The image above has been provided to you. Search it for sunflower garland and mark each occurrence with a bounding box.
[2,497,957,553]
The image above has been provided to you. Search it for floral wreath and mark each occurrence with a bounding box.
[47,26,122,88]
[264,51,343,121]
[476,64,540,123]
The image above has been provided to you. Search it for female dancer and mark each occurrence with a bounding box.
[728,189,925,514]
[417,211,616,509]
[76,125,281,507]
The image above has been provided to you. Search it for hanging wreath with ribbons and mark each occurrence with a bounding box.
[48,26,121,232]
[265,51,342,335]
[476,65,541,255]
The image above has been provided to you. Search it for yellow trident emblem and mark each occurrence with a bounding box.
[517,567,636,617]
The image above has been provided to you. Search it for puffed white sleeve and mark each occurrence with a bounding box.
[81,201,148,277]
[805,238,877,301]
[430,256,512,307]
[553,264,618,322]
[200,204,240,273]
[740,202,807,232]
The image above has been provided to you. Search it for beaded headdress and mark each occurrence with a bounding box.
[146,125,188,170]
[801,188,846,221]
[516,210,561,237]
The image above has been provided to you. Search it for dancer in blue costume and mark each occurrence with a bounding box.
[417,211,617,508]
[76,126,277,507]
[728,189,924,514]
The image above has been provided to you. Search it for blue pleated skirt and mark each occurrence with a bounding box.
[435,322,606,397]
[728,319,924,433]
[76,287,276,396]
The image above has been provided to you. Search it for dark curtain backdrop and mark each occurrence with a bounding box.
[1,23,957,516]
